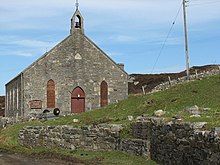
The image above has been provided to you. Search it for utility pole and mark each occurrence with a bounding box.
[183,0,190,80]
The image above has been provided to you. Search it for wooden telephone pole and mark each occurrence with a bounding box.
[183,0,190,80]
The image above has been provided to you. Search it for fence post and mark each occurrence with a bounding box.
[168,76,172,86]
[142,85,147,95]
[195,69,198,79]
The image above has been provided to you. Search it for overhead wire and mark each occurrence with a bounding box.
[150,1,183,74]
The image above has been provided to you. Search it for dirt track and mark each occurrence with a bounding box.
[0,151,86,165]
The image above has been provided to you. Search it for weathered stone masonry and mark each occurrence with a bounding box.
[19,119,220,164]
[19,124,150,158]
[132,119,220,165]
[5,7,128,117]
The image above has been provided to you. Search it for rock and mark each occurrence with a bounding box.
[191,110,201,115]
[136,116,144,121]
[154,110,165,117]
[201,108,211,111]
[191,122,207,129]
[172,114,182,120]
[185,105,199,112]
[214,127,220,135]
[128,116,134,121]
[136,114,148,121]
[150,117,166,125]
[109,124,123,132]
[190,114,201,118]
[73,119,79,123]
[176,118,183,122]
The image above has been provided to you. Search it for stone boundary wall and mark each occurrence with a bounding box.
[132,118,220,165]
[0,113,51,129]
[19,124,150,158]
[151,68,220,93]
[19,119,220,164]
[151,123,220,165]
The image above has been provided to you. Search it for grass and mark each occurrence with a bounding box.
[43,74,220,128]
[49,149,157,165]
[0,121,43,148]
[1,74,220,164]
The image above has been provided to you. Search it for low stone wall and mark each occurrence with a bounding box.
[151,69,220,93]
[132,119,220,165]
[19,125,122,151]
[0,113,59,129]
[19,124,149,158]
[119,139,150,158]
[19,119,220,164]
[151,123,220,165]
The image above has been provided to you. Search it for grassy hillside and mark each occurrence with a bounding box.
[0,74,220,164]
[44,74,220,127]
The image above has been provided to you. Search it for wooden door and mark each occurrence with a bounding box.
[100,81,108,107]
[71,87,85,113]
[47,79,55,108]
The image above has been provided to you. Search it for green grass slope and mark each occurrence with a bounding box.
[45,74,220,127]
[0,74,220,164]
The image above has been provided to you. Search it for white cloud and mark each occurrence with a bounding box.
[109,35,138,43]
[0,35,56,48]
[0,51,33,57]
[12,39,55,48]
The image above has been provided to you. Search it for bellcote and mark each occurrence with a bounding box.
[70,9,84,35]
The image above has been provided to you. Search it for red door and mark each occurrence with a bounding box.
[71,87,85,113]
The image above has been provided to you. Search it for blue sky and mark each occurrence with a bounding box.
[1,0,220,95]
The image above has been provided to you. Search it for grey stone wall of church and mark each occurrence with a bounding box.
[5,75,22,117]
[21,32,127,115]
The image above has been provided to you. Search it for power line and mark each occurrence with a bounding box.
[150,2,182,74]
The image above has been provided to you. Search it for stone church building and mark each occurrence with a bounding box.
[5,6,128,117]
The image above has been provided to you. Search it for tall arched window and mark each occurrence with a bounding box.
[100,81,108,107]
[47,79,55,108]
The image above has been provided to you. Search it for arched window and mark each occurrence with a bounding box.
[100,81,108,107]
[47,79,55,108]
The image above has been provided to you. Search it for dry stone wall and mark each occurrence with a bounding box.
[151,69,220,93]
[19,118,220,164]
[150,123,220,165]
[132,118,220,165]
[19,124,149,158]
[19,125,122,151]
